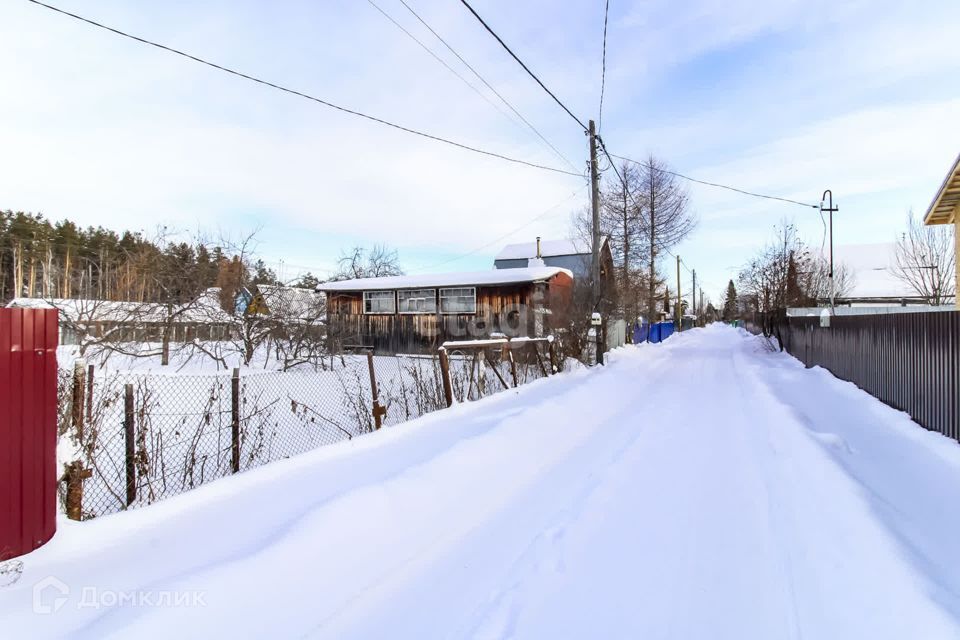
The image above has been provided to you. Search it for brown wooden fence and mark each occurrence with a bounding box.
[779,310,960,441]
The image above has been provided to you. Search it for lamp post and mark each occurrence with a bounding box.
[820,190,838,313]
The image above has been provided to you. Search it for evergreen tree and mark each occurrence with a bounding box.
[722,280,738,321]
[295,272,321,290]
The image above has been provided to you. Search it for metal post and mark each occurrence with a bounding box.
[231,368,240,473]
[821,190,838,314]
[124,383,135,507]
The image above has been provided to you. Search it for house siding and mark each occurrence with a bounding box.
[325,273,572,354]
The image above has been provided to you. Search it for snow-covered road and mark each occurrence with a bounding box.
[5,324,960,639]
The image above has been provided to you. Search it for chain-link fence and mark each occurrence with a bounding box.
[58,339,559,519]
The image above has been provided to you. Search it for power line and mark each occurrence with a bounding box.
[609,152,819,208]
[365,0,518,136]
[396,0,579,172]
[458,0,588,132]
[407,185,588,273]
[25,0,582,178]
[598,0,610,132]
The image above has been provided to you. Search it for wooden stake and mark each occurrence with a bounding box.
[438,348,454,407]
[367,351,385,429]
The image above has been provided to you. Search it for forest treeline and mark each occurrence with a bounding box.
[0,210,316,309]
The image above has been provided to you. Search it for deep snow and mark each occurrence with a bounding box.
[4,324,960,638]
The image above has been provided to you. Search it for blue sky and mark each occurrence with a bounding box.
[1,0,958,303]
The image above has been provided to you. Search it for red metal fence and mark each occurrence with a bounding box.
[0,308,58,560]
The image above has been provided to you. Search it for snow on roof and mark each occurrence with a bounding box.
[257,285,324,320]
[6,297,166,323]
[177,288,235,324]
[318,266,572,292]
[7,292,237,325]
[494,237,606,261]
[828,243,915,298]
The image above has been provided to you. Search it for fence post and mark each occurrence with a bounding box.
[534,344,548,377]
[548,340,559,374]
[367,351,386,429]
[231,368,240,473]
[124,383,136,507]
[508,349,518,388]
[62,461,91,521]
[86,363,94,424]
[438,348,454,408]
[71,359,86,442]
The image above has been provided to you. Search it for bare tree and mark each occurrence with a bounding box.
[600,161,647,321]
[330,244,403,281]
[572,156,693,321]
[638,155,696,320]
[263,287,328,371]
[893,211,956,305]
[739,221,855,314]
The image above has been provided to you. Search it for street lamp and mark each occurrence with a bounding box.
[820,190,838,314]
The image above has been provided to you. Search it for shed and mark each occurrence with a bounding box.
[319,267,573,354]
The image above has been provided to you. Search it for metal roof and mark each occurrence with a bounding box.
[494,236,609,261]
[318,266,572,292]
[924,153,960,225]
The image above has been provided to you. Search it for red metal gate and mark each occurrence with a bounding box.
[0,308,58,560]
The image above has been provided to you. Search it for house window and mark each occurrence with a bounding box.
[398,289,436,314]
[439,287,476,314]
[363,291,396,314]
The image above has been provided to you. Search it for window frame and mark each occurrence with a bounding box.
[363,290,396,315]
[439,286,477,314]
[397,288,437,315]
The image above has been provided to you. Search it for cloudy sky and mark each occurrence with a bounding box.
[2,0,958,301]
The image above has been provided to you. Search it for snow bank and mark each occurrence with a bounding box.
[4,324,960,638]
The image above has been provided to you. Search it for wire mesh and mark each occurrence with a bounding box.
[58,342,556,519]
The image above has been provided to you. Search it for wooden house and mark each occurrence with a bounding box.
[319,267,573,354]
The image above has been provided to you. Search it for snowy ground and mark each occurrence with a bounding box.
[4,324,960,638]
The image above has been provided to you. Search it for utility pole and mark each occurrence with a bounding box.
[676,255,682,332]
[820,190,838,314]
[691,269,697,324]
[700,287,704,325]
[588,119,604,365]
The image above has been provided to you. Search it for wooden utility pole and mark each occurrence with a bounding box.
[588,119,604,365]
[676,255,682,331]
[692,269,697,324]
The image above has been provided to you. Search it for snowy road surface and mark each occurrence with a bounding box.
[4,325,960,639]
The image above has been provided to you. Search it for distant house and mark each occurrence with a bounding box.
[494,237,612,281]
[5,291,235,346]
[829,243,917,304]
[319,267,573,354]
[242,285,325,323]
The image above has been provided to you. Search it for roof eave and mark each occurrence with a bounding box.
[923,153,960,226]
